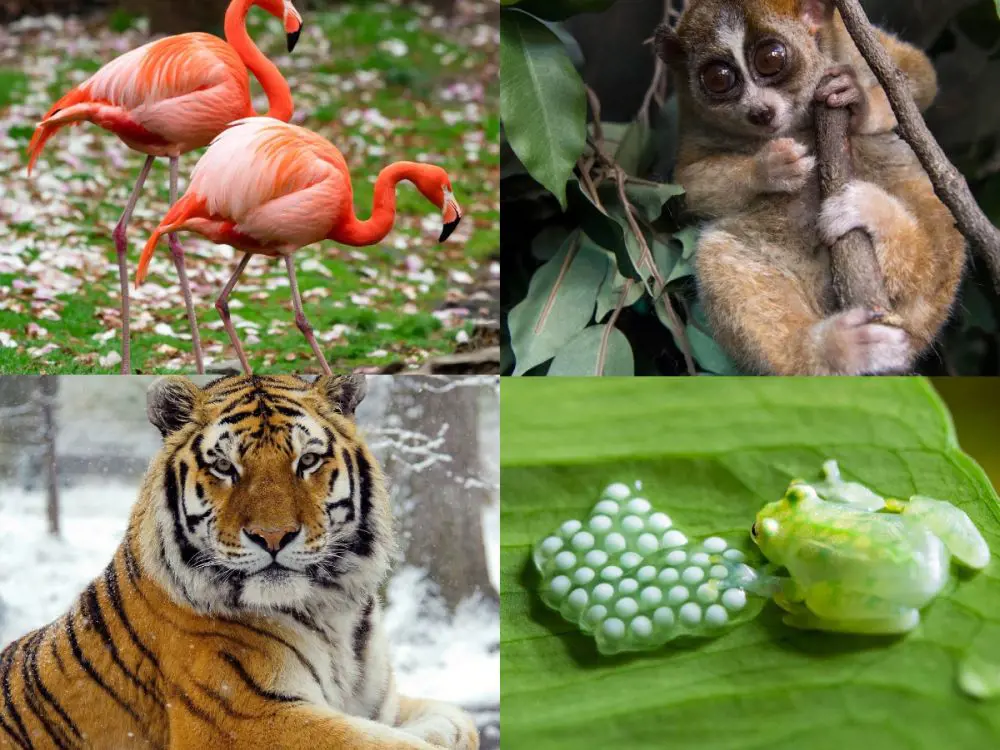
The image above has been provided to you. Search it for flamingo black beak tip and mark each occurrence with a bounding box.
[439,216,461,243]
[287,28,301,53]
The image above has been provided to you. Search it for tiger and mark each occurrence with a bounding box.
[0,374,479,750]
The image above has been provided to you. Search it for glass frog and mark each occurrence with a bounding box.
[750,461,991,635]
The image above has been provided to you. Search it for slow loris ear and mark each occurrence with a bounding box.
[654,24,685,66]
[799,0,834,31]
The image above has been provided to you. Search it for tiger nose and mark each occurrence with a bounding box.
[748,106,776,127]
[245,525,301,553]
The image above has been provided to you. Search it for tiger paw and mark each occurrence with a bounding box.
[534,481,765,655]
[400,702,479,750]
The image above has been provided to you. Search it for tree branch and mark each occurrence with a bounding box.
[831,0,1000,291]
[815,104,890,312]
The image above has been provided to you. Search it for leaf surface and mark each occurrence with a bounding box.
[501,378,1000,749]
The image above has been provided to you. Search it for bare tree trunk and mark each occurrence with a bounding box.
[385,377,495,611]
[38,376,60,537]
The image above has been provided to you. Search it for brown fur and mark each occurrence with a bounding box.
[658,0,963,375]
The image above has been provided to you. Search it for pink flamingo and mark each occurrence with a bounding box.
[135,117,463,375]
[27,0,303,374]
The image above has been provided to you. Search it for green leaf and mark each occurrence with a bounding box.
[614,119,654,177]
[548,324,634,375]
[625,181,685,223]
[508,234,609,375]
[501,378,1000,748]
[501,10,587,208]
[685,323,739,374]
[568,180,642,280]
[595,246,643,322]
[503,0,620,21]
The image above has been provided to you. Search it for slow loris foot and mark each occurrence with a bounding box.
[815,64,869,132]
[811,307,912,375]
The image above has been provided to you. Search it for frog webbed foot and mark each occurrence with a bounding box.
[902,496,990,571]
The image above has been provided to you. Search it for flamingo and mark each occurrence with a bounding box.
[26,0,303,375]
[134,117,463,376]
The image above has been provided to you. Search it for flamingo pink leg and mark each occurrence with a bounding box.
[112,154,154,374]
[166,156,205,374]
[215,253,253,374]
[284,254,332,376]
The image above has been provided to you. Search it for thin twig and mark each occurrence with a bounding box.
[596,279,633,375]
[832,0,1000,291]
[585,85,604,147]
[534,233,581,334]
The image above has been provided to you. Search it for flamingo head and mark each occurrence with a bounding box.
[257,0,304,52]
[412,166,463,243]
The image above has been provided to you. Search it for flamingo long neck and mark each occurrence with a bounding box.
[334,162,425,247]
[224,0,294,121]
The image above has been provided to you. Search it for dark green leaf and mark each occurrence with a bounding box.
[686,323,739,374]
[501,378,1000,749]
[501,9,587,208]
[625,181,685,223]
[615,119,654,176]
[568,179,642,280]
[508,234,609,374]
[547,324,634,375]
[503,0,620,22]
[595,243,643,322]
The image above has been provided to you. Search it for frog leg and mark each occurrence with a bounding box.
[891,495,990,570]
[804,460,886,511]
[782,608,920,634]
[789,581,921,634]
[772,577,808,614]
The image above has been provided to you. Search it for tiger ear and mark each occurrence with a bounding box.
[314,374,367,417]
[147,377,201,438]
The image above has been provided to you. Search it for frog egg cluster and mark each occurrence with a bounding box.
[534,482,760,655]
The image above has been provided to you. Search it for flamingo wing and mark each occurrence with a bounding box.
[28,33,249,172]
[136,119,349,284]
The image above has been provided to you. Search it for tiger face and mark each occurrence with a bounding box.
[138,374,393,612]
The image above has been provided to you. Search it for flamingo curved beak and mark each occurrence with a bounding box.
[287,27,301,52]
[439,189,462,243]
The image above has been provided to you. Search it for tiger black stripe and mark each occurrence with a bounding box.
[219,652,300,704]
[353,597,375,665]
[192,680,260,720]
[64,614,142,724]
[23,630,81,745]
[347,448,375,559]
[0,714,28,750]
[19,630,71,749]
[216,618,325,697]
[165,445,208,571]
[1,642,32,749]
[175,690,222,733]
[102,563,161,683]
[48,639,65,675]
[82,582,160,705]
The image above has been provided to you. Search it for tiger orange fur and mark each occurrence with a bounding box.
[0,375,478,750]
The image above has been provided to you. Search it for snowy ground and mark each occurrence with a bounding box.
[0,482,499,745]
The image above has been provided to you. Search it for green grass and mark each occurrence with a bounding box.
[0,4,498,374]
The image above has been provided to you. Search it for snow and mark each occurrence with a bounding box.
[0,483,499,716]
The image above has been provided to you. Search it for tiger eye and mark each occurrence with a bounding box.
[300,453,319,468]
[214,458,233,473]
[700,62,738,95]
[754,41,787,77]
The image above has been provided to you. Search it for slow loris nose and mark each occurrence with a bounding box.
[748,106,776,126]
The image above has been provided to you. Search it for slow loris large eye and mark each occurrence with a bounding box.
[754,41,787,77]
[700,62,738,95]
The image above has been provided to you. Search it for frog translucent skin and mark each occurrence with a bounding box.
[751,461,991,634]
